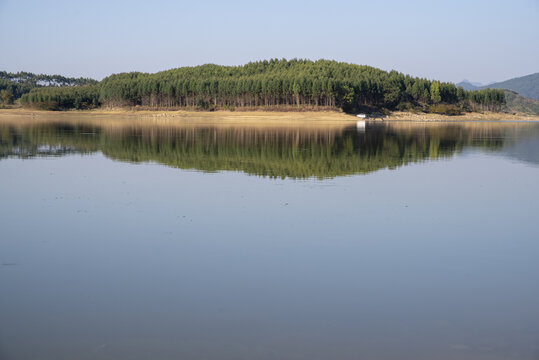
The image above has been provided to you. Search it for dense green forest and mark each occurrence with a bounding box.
[15,59,505,113]
[0,121,507,178]
[0,71,97,106]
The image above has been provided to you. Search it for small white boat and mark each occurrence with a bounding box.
[356,113,366,118]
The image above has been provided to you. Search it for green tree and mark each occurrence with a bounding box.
[292,80,301,106]
[340,85,355,113]
[0,89,14,104]
[430,81,441,104]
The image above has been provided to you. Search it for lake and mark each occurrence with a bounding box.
[1,116,539,360]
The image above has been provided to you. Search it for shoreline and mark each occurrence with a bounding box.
[0,108,538,123]
[382,111,539,122]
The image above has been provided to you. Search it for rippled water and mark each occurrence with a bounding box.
[1,118,538,360]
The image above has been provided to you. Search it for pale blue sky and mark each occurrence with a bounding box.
[0,0,537,84]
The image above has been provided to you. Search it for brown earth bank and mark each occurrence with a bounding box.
[0,108,538,123]
[0,108,355,129]
[383,111,539,122]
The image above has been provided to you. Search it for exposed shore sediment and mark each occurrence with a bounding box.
[0,108,538,123]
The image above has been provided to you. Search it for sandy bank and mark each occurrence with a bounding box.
[0,108,358,129]
[0,108,538,123]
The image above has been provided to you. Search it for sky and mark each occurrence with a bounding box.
[0,0,537,84]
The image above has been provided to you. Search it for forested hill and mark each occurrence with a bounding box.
[0,71,98,101]
[503,91,539,115]
[459,72,539,101]
[16,59,505,113]
[481,73,539,101]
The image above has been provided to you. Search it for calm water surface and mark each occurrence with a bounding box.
[1,118,539,360]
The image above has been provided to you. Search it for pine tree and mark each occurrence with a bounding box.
[430,81,441,104]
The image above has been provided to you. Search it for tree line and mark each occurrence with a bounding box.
[0,71,97,105]
[15,59,505,113]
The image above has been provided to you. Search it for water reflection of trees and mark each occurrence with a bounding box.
[0,121,511,178]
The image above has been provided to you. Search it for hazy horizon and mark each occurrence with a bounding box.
[1,0,538,84]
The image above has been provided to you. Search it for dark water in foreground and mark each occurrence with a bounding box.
[1,119,539,360]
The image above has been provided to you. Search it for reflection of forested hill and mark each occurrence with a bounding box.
[0,123,101,158]
[1,121,532,179]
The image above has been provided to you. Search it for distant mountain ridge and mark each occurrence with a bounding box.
[457,80,484,90]
[486,73,539,101]
[457,81,481,91]
[458,72,539,101]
